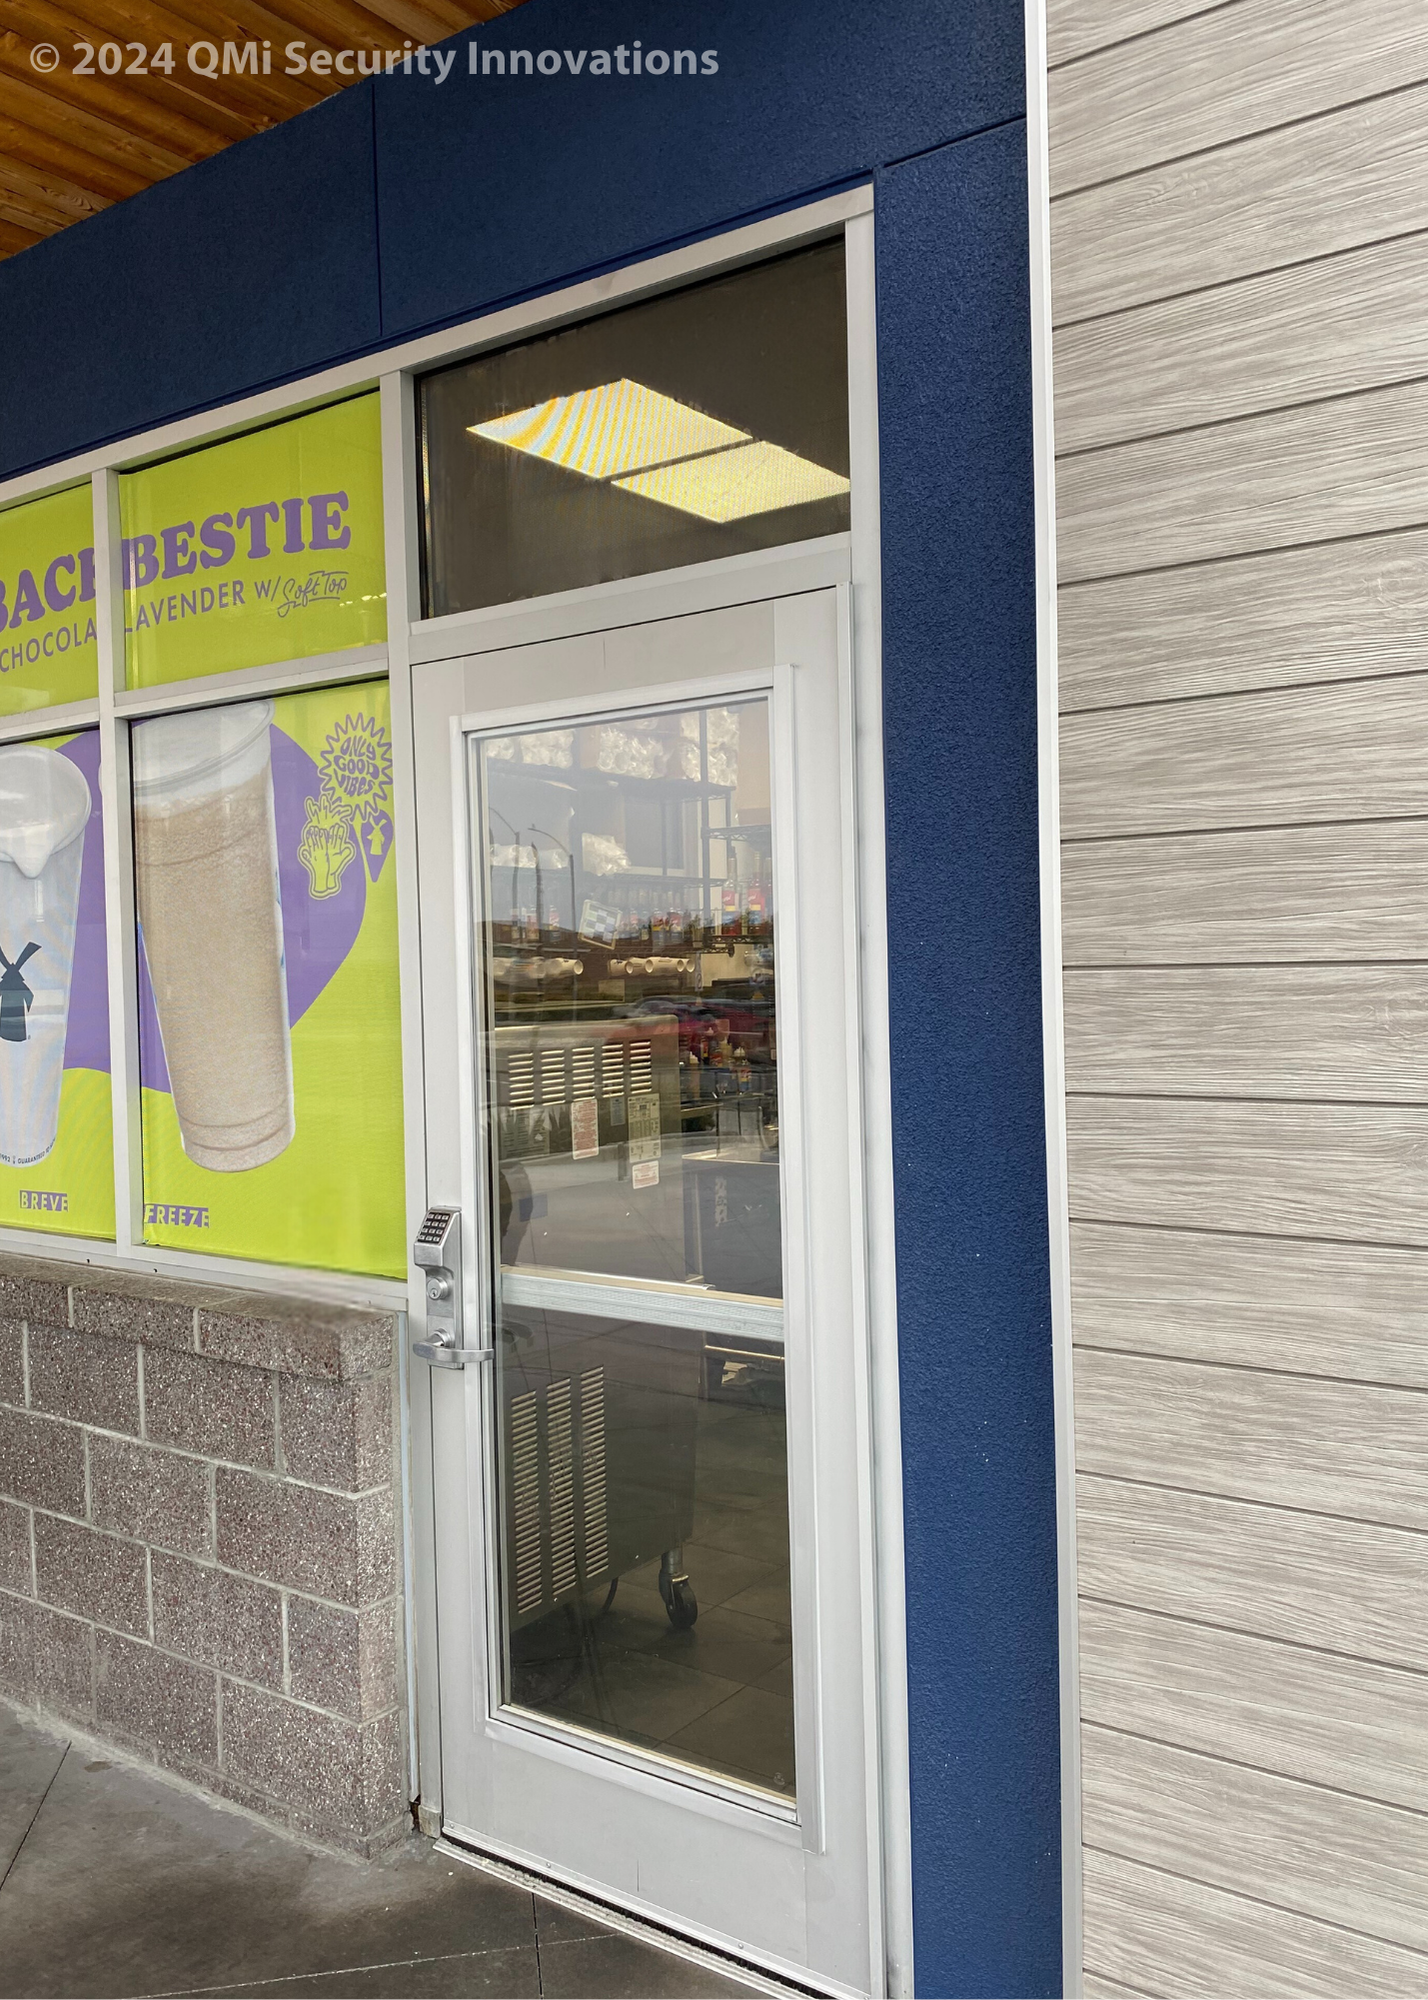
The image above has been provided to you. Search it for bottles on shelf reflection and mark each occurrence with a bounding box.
[497,878,772,957]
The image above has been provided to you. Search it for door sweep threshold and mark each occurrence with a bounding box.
[433,1836,838,1999]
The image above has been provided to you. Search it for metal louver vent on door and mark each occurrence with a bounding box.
[601,1044,625,1097]
[629,1041,653,1096]
[510,1392,543,1614]
[546,1378,577,1598]
[579,1367,610,1580]
[571,1047,596,1097]
[508,1052,534,1107]
[540,1049,566,1103]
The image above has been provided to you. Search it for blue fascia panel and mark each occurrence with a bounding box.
[876,122,1062,1999]
[372,0,1024,337]
[0,83,381,480]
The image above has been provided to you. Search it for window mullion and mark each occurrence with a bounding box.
[93,465,142,1258]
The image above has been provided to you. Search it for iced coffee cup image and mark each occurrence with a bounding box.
[133,701,295,1172]
[0,747,93,1167]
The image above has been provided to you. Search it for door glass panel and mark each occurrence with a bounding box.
[473,696,793,1800]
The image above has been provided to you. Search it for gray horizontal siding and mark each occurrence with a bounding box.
[1070,1223,1428,1388]
[1083,1727,1428,1955]
[1077,1474,1428,1672]
[1081,1599,1428,1812]
[1083,1846,1428,1998]
[1059,526,1428,711]
[1061,673,1428,839]
[1075,1347,1428,1530]
[1047,0,1212,69]
[1049,0,1428,199]
[1064,965,1428,1101]
[1062,822,1428,964]
[1055,233,1428,454]
[1051,84,1428,323]
[1081,1972,1153,2000]
[1058,375,1428,582]
[1052,1,1428,1988]
[1068,1095,1428,1246]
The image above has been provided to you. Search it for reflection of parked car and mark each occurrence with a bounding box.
[620,993,774,1058]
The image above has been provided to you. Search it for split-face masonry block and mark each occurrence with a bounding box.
[88,1435,213,1558]
[0,1250,405,1854]
[0,1405,85,1516]
[0,1498,30,1594]
[215,1471,400,1606]
[27,1323,141,1437]
[0,1319,22,1405]
[34,1513,148,1638]
[279,1375,393,1493]
[286,1594,402,1723]
[0,1596,93,1724]
[144,1346,277,1470]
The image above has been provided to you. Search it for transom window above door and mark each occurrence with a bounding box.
[418,240,851,615]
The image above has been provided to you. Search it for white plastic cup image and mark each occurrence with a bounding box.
[133,701,295,1173]
[0,746,93,1168]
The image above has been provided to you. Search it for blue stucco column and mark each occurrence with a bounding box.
[877,120,1063,1999]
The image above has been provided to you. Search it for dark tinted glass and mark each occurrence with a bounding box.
[419,242,850,616]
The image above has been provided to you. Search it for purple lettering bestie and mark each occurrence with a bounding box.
[123,490,352,586]
[0,491,352,636]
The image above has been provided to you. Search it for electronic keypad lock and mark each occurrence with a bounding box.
[411,1208,484,1369]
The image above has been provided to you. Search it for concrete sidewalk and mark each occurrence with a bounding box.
[0,1704,759,1999]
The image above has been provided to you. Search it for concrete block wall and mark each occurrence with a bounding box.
[0,1254,407,1855]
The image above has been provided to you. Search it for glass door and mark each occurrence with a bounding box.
[475,694,793,1798]
[413,588,879,1993]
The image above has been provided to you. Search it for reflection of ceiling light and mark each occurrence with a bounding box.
[472,377,850,524]
[469,380,748,480]
[614,440,851,523]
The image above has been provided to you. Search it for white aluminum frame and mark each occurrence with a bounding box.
[1025,0,1083,1990]
[421,582,871,1992]
[0,184,915,1992]
[451,660,826,1834]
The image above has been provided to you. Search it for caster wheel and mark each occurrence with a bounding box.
[663,1578,698,1629]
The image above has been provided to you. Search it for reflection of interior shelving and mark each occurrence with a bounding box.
[511,762,731,800]
[483,706,771,963]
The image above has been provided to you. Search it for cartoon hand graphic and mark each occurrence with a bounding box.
[298,790,357,900]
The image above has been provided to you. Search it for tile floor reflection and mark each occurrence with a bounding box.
[509,1361,795,1797]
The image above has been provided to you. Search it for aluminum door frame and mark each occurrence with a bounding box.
[451,657,814,1829]
[411,579,881,1994]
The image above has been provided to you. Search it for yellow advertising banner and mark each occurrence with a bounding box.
[136,679,403,1277]
[0,488,99,713]
[120,395,387,689]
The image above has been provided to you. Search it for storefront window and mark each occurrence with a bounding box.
[0,729,112,1238]
[0,246,847,1291]
[134,680,403,1276]
[0,489,98,713]
[419,241,850,615]
[120,396,387,690]
[0,399,404,1276]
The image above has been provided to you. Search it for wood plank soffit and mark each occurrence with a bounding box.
[0,0,531,263]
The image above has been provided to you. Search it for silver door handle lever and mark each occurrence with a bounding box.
[412,1336,493,1370]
